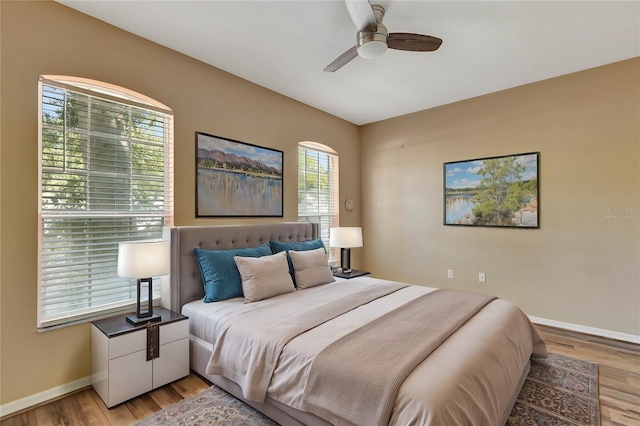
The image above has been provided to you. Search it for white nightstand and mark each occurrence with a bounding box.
[91,308,189,408]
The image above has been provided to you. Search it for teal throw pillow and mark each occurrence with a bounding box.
[193,243,272,302]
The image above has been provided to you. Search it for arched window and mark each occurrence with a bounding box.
[297,142,339,259]
[38,76,173,329]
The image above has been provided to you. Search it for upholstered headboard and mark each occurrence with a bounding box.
[169,222,319,312]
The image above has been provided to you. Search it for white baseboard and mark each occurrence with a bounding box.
[0,376,91,419]
[529,315,640,344]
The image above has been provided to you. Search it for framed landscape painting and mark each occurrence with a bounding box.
[444,152,539,228]
[196,132,283,217]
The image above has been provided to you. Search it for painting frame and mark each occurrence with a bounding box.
[444,152,540,228]
[196,131,283,217]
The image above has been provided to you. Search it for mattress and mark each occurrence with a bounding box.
[182,276,547,426]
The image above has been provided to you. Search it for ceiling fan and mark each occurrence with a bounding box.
[324,0,443,72]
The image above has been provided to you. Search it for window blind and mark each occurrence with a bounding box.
[297,143,339,260]
[38,77,174,329]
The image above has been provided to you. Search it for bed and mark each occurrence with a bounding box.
[169,222,547,426]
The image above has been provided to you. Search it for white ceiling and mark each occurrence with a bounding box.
[57,1,639,126]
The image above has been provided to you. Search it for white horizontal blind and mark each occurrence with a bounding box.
[38,77,174,329]
[297,143,339,260]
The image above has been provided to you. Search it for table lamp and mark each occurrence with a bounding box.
[117,240,170,325]
[329,227,363,273]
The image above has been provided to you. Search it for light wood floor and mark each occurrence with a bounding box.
[2,325,639,426]
[536,325,640,426]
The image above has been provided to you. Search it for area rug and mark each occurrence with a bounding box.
[506,353,599,426]
[135,353,598,426]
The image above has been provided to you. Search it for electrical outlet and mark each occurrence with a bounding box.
[479,272,486,283]
[447,269,454,279]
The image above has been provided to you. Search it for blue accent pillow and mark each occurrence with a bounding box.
[269,239,326,284]
[193,243,272,302]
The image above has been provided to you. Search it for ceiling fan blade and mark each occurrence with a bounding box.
[324,46,359,72]
[345,0,377,32]
[388,33,443,52]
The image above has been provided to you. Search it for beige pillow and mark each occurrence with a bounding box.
[234,251,295,303]
[289,247,336,289]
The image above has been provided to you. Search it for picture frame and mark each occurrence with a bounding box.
[444,152,539,228]
[196,132,283,217]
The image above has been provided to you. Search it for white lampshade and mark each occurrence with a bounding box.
[329,227,363,248]
[117,240,170,279]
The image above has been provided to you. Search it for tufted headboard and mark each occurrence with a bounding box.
[169,222,319,312]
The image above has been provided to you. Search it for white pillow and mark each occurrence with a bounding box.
[234,251,295,303]
[289,247,336,289]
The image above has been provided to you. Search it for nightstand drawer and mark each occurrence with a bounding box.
[109,349,153,406]
[109,329,146,359]
[160,319,189,344]
[154,338,189,388]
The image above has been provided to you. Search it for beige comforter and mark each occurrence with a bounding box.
[205,280,408,401]
[303,289,497,426]
[187,277,547,426]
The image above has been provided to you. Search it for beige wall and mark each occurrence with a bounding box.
[0,1,360,404]
[361,58,640,336]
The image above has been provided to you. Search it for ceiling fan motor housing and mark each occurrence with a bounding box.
[357,25,388,58]
[356,4,388,59]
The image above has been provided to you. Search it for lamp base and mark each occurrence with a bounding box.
[126,313,161,326]
[340,247,351,271]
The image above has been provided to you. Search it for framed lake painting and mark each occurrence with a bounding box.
[444,152,539,228]
[196,132,283,217]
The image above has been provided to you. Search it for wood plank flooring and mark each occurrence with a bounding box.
[2,325,638,426]
[535,325,640,426]
[0,374,211,426]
